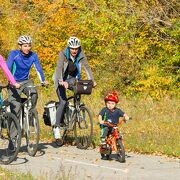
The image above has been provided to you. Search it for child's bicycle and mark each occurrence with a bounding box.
[99,117,131,163]
[0,84,21,164]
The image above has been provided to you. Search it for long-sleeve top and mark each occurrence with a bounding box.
[0,55,16,85]
[6,50,45,82]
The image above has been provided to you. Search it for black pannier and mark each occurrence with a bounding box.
[74,80,93,95]
[43,101,58,126]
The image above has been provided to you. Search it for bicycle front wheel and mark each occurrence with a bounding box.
[25,109,39,156]
[74,106,93,149]
[116,139,125,163]
[0,112,21,164]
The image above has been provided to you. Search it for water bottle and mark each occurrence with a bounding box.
[0,93,3,107]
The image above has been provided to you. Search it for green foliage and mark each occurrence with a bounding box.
[0,0,179,97]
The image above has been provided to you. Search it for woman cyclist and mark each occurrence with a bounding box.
[6,35,48,119]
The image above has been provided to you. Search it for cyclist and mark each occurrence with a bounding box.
[6,35,48,119]
[98,91,130,145]
[0,55,20,88]
[53,36,96,145]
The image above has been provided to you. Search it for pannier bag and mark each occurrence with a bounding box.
[74,80,93,95]
[43,101,58,126]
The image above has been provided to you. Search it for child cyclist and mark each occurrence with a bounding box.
[98,91,130,145]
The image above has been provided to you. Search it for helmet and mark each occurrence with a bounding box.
[17,35,32,45]
[104,92,119,103]
[67,37,81,48]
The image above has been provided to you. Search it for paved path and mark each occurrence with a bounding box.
[1,142,180,180]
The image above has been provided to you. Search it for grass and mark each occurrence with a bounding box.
[36,87,180,157]
[0,167,34,180]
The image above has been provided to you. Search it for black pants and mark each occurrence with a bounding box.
[101,126,113,139]
[55,77,76,127]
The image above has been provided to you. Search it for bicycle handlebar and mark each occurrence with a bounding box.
[0,84,15,90]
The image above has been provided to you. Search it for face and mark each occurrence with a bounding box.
[69,48,79,57]
[106,101,116,110]
[19,44,31,55]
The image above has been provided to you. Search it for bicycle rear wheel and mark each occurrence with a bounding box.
[74,106,93,149]
[25,109,39,156]
[0,112,21,164]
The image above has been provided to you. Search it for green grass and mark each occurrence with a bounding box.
[37,87,180,157]
[0,167,34,180]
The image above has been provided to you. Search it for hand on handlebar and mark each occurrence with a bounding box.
[41,81,49,87]
[14,83,21,89]
[93,81,97,87]
[59,81,68,89]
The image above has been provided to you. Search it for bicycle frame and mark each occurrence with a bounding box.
[19,88,33,131]
[100,120,125,154]
[66,93,83,129]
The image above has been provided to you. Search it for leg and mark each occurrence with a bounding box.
[55,85,67,127]
[8,86,22,119]
[101,126,109,139]
[100,126,109,144]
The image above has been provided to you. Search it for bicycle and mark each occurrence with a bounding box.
[99,117,132,162]
[0,85,21,164]
[57,92,93,149]
[43,80,94,149]
[19,84,43,156]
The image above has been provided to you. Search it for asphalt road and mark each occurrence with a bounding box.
[1,142,180,180]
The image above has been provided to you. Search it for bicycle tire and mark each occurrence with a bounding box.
[25,109,39,156]
[74,106,93,149]
[116,139,125,163]
[0,112,21,165]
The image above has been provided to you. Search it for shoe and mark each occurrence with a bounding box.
[55,138,63,146]
[53,127,60,139]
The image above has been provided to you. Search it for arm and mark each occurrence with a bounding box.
[33,54,45,83]
[54,51,69,88]
[98,115,104,124]
[81,56,96,86]
[0,55,16,85]
[54,51,64,83]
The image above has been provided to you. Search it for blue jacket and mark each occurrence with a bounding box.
[6,50,45,82]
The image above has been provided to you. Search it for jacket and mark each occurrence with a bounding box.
[6,50,45,82]
[53,47,94,90]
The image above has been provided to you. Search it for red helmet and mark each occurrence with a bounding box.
[104,92,119,103]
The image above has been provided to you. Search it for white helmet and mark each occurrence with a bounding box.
[17,35,32,45]
[67,37,81,48]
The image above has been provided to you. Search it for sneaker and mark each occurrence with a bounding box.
[53,127,61,139]
[100,138,106,145]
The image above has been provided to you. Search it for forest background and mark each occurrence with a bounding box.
[0,0,179,157]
